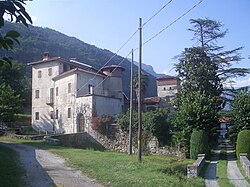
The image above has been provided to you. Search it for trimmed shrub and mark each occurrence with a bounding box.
[190,130,210,159]
[236,130,250,159]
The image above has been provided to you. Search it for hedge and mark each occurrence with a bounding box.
[190,130,210,159]
[236,130,250,159]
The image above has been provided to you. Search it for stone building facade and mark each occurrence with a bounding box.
[28,53,125,134]
[156,75,180,101]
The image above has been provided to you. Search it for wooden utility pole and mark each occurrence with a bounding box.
[128,49,134,155]
[138,18,142,162]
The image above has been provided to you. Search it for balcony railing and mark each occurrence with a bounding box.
[46,97,54,105]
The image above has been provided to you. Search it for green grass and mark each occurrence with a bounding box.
[0,144,25,187]
[216,150,234,187]
[0,136,204,187]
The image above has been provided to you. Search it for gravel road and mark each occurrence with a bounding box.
[1,142,102,187]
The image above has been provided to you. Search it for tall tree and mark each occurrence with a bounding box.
[172,18,248,147]
[188,18,249,86]
[0,83,22,124]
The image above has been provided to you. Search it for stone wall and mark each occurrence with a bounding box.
[53,124,185,157]
[187,154,205,178]
[239,153,250,177]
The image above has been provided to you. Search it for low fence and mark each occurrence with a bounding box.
[187,154,205,178]
[239,153,250,178]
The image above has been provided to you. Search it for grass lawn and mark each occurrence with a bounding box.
[0,144,25,187]
[0,136,204,187]
[216,150,234,187]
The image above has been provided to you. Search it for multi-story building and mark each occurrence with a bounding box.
[28,53,124,134]
[156,75,180,101]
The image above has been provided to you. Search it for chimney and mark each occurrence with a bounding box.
[43,52,50,61]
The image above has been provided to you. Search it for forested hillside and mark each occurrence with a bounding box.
[0,22,157,97]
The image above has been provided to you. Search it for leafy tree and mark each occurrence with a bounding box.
[0,83,22,124]
[175,47,222,109]
[0,0,32,66]
[0,61,30,108]
[172,91,219,141]
[231,90,250,131]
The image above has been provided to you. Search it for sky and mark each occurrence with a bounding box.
[24,0,250,87]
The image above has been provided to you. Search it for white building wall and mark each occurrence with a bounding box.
[76,73,104,96]
[31,61,60,132]
[93,96,122,117]
[54,74,76,133]
[74,96,93,133]
[157,85,178,98]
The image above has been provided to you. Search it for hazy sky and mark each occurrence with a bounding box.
[25,0,250,87]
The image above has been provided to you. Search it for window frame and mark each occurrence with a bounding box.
[38,70,42,78]
[48,68,52,76]
[35,112,39,120]
[68,83,71,93]
[67,108,71,118]
[35,90,40,98]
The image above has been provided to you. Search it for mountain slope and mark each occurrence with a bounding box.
[0,22,157,97]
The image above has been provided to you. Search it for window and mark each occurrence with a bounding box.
[68,108,71,118]
[88,85,93,94]
[50,111,54,119]
[68,83,71,93]
[55,109,59,119]
[56,87,59,96]
[35,90,39,98]
[35,112,39,120]
[38,70,42,78]
[163,87,166,91]
[48,68,52,76]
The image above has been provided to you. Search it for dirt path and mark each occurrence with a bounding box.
[227,145,250,187]
[1,142,102,187]
[204,149,220,187]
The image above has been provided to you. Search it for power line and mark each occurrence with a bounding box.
[142,0,173,28]
[77,0,202,93]
[93,51,133,91]
[143,0,203,46]
[76,1,174,93]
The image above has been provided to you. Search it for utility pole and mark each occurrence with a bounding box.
[128,49,134,155]
[138,18,142,162]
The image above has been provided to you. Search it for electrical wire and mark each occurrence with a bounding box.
[142,0,173,28]
[76,0,202,94]
[93,50,133,91]
[143,0,203,46]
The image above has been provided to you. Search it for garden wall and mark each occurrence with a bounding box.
[54,124,185,157]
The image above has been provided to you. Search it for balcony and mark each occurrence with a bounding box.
[46,97,54,106]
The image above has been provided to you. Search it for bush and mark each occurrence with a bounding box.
[91,115,112,134]
[116,109,171,146]
[236,130,250,159]
[190,130,210,159]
